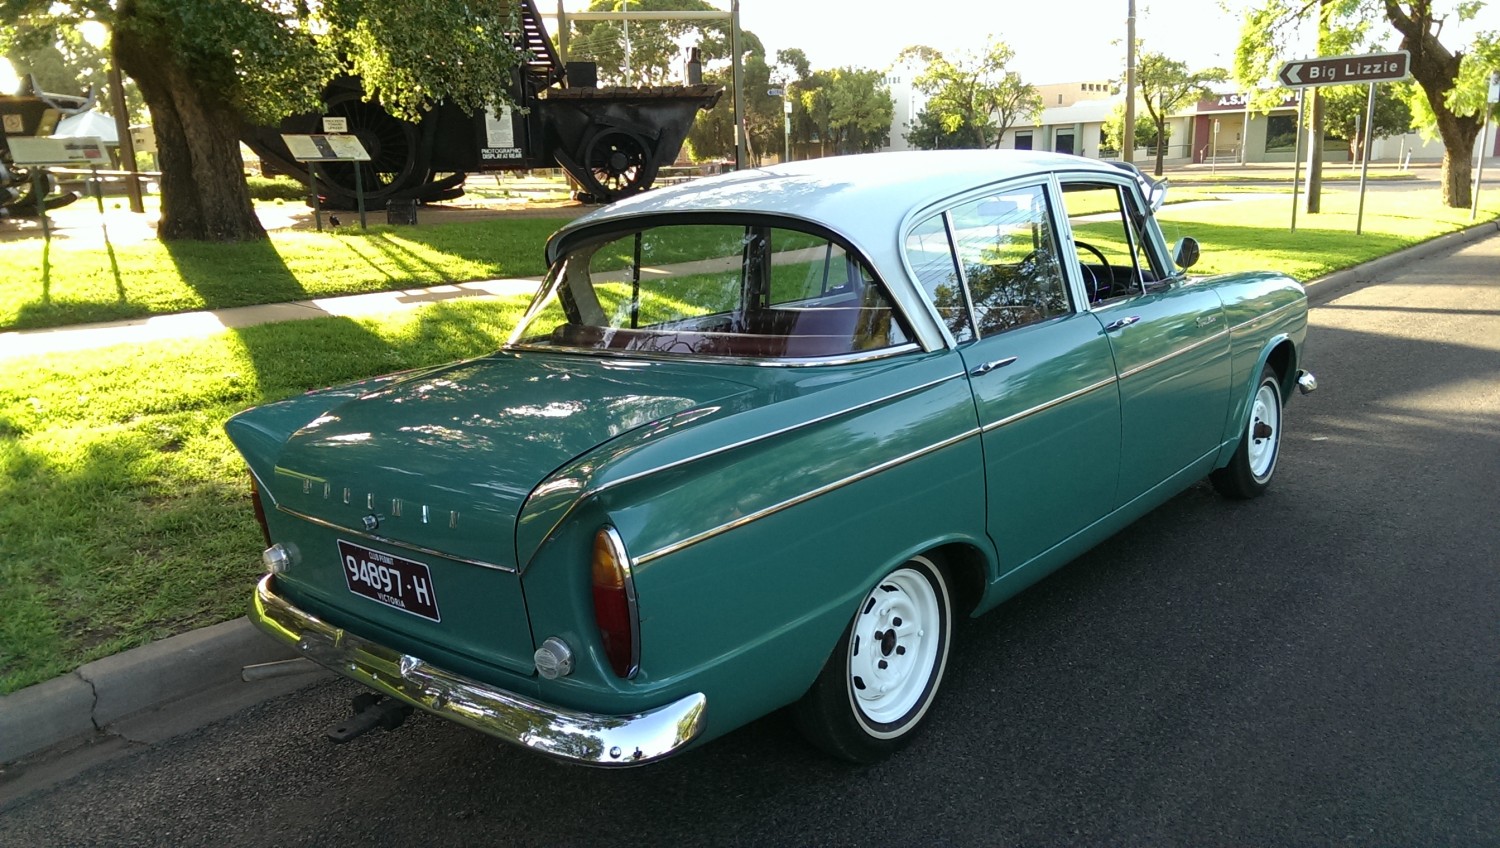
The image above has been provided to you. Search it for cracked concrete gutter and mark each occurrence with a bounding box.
[0,619,297,764]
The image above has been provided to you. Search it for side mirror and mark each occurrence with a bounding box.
[1172,237,1200,270]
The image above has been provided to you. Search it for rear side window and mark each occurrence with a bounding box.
[511,222,913,360]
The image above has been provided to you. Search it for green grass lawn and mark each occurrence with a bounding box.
[1158,188,1500,281]
[0,217,565,332]
[0,297,529,693]
[1,184,1497,694]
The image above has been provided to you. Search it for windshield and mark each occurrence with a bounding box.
[509,221,913,360]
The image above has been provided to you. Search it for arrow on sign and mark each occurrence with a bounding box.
[1281,64,1303,85]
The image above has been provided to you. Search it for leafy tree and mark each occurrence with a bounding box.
[1136,52,1227,175]
[565,0,726,86]
[1322,81,1414,161]
[785,67,893,157]
[1237,0,1495,209]
[902,39,1042,150]
[1,1,525,242]
[1102,101,1165,157]
[683,29,781,164]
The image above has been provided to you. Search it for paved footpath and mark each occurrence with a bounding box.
[1,219,1497,800]
[0,277,543,361]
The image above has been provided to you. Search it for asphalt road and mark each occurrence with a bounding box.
[3,234,1498,846]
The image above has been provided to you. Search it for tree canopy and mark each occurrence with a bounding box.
[1235,0,1498,208]
[1323,81,1415,161]
[1136,52,1226,175]
[901,39,1041,151]
[564,0,728,86]
[1,0,528,241]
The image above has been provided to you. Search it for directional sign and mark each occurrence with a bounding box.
[1278,51,1409,88]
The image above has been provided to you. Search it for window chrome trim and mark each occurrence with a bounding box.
[1116,328,1230,381]
[275,505,516,573]
[503,341,922,368]
[980,374,1120,433]
[635,427,982,565]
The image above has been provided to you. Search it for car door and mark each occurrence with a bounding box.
[907,183,1120,577]
[1056,177,1231,506]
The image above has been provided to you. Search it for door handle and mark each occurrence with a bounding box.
[1104,315,1140,332]
[969,356,1018,377]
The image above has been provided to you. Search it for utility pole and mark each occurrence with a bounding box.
[1123,0,1136,163]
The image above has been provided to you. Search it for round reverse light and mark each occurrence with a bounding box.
[534,637,575,679]
[261,543,293,574]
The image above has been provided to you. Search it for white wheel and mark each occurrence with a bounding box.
[1212,364,1283,499]
[1245,379,1282,483]
[795,555,953,762]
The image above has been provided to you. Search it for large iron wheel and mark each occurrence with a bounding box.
[315,92,425,206]
[580,128,657,201]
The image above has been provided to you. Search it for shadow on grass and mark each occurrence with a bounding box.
[0,297,524,692]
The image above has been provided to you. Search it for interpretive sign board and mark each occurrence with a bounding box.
[7,136,108,166]
[281,133,370,162]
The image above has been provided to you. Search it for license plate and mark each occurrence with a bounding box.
[337,540,441,622]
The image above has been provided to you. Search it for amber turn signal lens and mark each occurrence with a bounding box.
[590,527,639,679]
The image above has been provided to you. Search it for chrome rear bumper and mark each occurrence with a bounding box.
[251,575,706,766]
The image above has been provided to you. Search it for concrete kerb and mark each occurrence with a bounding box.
[0,618,297,764]
[1302,219,1500,298]
[2,218,1498,769]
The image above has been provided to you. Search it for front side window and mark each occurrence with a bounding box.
[1058,182,1167,303]
[510,221,912,360]
[948,185,1071,337]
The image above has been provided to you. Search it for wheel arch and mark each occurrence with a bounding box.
[1215,335,1297,470]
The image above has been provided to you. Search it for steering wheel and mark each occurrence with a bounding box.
[1075,240,1113,302]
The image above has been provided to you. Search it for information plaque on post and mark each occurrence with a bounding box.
[280,133,372,230]
[6,136,110,240]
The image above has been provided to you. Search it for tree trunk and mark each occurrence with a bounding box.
[1385,0,1485,208]
[114,12,266,242]
[1434,109,1480,208]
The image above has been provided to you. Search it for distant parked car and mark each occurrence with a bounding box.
[229,151,1316,766]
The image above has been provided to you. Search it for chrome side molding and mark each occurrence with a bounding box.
[250,575,707,766]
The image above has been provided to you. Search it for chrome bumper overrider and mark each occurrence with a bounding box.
[251,575,707,766]
[1297,369,1318,395]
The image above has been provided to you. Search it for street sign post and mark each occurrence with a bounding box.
[1276,51,1411,234]
[1474,72,1498,220]
[1277,51,1410,88]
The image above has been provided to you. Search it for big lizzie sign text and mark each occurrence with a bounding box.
[1278,51,1410,88]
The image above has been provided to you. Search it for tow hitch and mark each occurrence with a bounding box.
[326,692,415,743]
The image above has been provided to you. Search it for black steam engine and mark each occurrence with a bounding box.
[243,0,721,208]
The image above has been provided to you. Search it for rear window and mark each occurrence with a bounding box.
[509,222,913,360]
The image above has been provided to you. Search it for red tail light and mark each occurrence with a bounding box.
[591,527,640,679]
[250,475,273,546]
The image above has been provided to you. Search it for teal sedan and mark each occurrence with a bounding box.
[229,151,1315,766]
